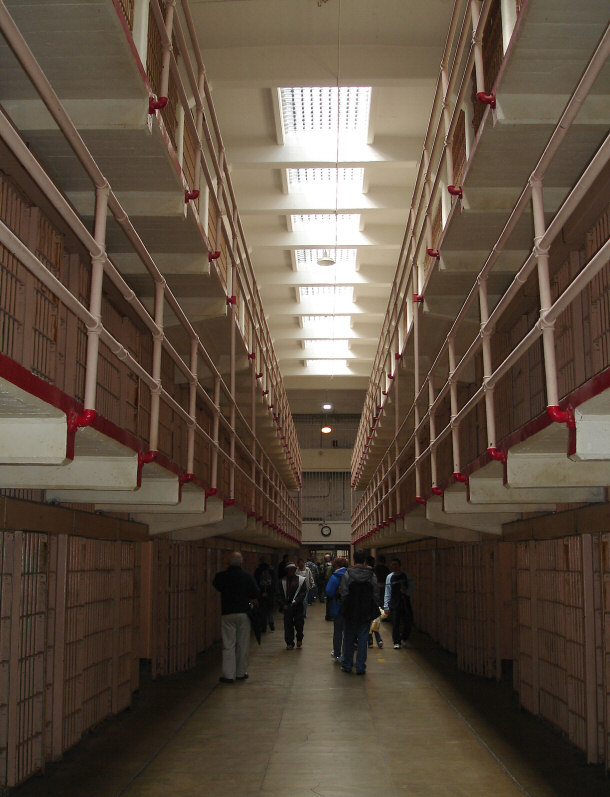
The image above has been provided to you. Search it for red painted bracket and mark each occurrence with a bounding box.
[453,472,469,485]
[223,498,235,507]
[268,404,274,410]
[413,294,424,303]
[185,189,200,203]
[256,372,263,379]
[415,496,427,505]
[67,408,96,433]
[547,405,575,429]
[262,389,269,395]
[247,510,256,518]
[394,353,402,361]
[205,487,218,498]
[431,486,443,496]
[477,91,496,109]
[376,404,383,411]
[138,450,157,467]
[448,184,463,199]
[148,96,168,114]
[226,295,237,305]
[179,472,194,486]
[248,352,256,360]
[373,416,379,422]
[426,248,440,259]
[487,447,507,463]
[382,390,388,396]
[208,250,221,262]
[388,374,395,380]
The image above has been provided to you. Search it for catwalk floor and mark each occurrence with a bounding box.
[13,602,609,796]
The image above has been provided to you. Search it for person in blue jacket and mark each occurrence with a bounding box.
[325,556,348,663]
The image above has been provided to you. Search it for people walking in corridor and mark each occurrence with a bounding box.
[213,551,260,683]
[254,556,275,632]
[384,558,415,649]
[296,558,316,617]
[338,550,378,674]
[325,556,348,662]
[277,562,307,649]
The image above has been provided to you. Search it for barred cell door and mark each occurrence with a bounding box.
[0,531,49,789]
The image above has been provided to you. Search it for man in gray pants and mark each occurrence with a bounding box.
[213,552,260,683]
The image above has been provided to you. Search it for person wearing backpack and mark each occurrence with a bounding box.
[254,557,275,633]
[338,550,379,675]
[325,556,349,663]
[277,562,308,649]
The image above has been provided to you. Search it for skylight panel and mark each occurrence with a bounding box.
[298,285,354,313]
[280,87,371,139]
[298,286,353,300]
[295,249,357,271]
[303,339,350,357]
[302,315,352,336]
[287,168,364,192]
[290,214,360,232]
[305,359,350,375]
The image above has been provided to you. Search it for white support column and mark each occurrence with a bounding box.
[149,278,165,452]
[84,184,109,411]
[132,0,150,68]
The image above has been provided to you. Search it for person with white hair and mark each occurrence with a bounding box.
[213,551,260,683]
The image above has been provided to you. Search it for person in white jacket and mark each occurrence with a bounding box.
[296,558,316,617]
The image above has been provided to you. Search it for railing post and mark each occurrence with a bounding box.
[149,278,165,451]
[429,378,439,489]
[479,276,500,452]
[84,183,110,412]
[413,292,423,501]
[210,374,221,491]
[531,177,561,411]
[470,0,486,95]
[186,337,197,475]
[159,0,176,102]
[441,66,454,189]
[448,337,461,475]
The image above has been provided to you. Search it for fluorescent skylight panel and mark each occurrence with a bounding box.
[302,315,352,336]
[287,168,364,192]
[298,286,353,313]
[303,339,350,357]
[305,359,350,375]
[290,214,360,232]
[295,249,357,271]
[280,87,371,139]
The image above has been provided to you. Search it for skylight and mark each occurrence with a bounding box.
[295,249,357,271]
[302,315,352,336]
[298,286,354,314]
[287,168,364,192]
[305,359,350,375]
[280,87,371,141]
[303,339,350,357]
[290,214,360,232]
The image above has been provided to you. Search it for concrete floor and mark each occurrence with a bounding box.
[14,602,609,796]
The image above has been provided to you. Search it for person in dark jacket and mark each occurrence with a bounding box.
[338,550,378,674]
[277,562,307,649]
[383,557,414,648]
[254,557,275,632]
[213,551,260,683]
[325,556,348,663]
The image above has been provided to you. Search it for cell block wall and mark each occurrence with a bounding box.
[382,528,610,767]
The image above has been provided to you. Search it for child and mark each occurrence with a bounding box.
[368,607,386,648]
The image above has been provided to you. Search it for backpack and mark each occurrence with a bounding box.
[339,578,378,624]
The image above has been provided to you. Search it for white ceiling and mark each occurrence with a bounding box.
[191,0,450,414]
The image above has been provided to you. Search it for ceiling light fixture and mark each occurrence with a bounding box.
[322,403,332,411]
[317,249,336,266]
[321,425,332,434]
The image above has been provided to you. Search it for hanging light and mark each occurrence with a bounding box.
[317,249,336,267]
[321,425,332,434]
